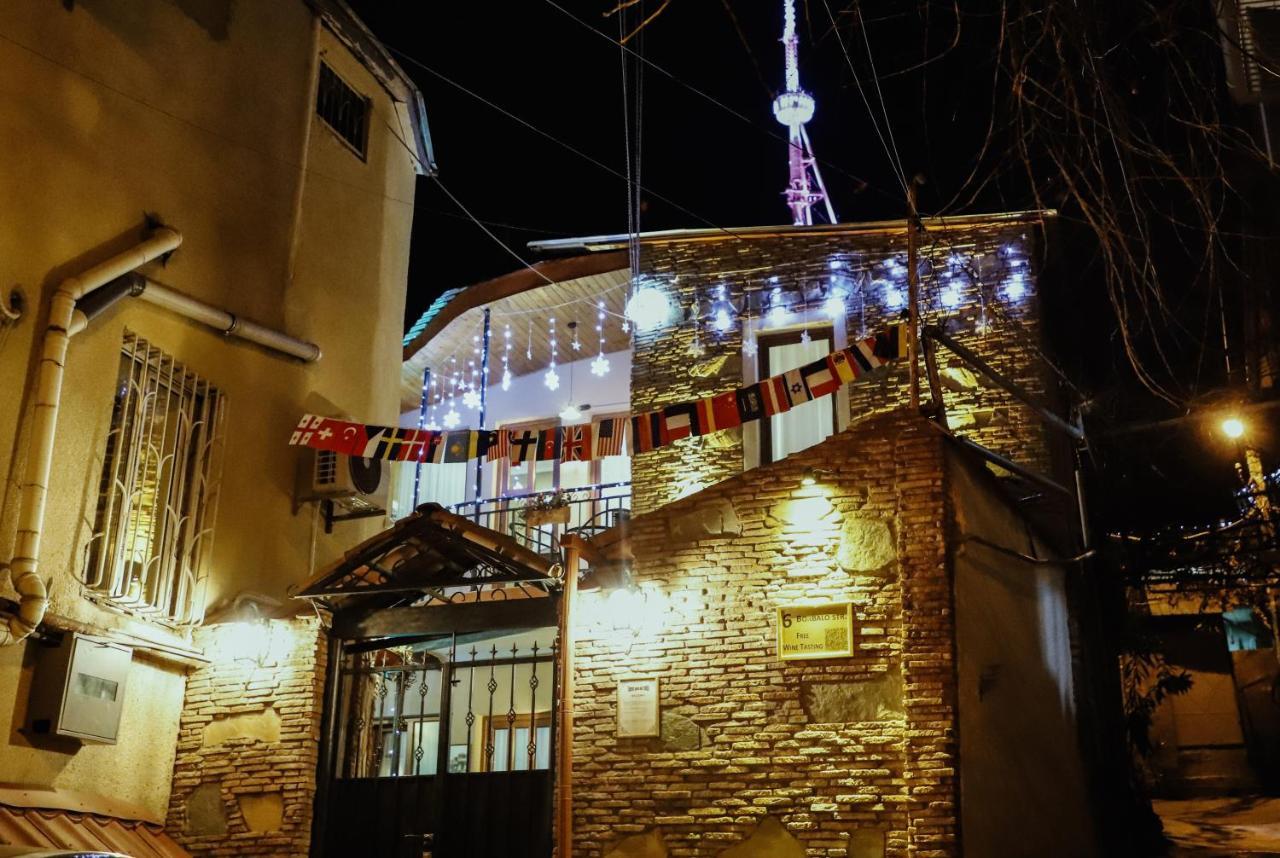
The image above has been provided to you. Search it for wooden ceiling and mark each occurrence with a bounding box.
[401,262,631,409]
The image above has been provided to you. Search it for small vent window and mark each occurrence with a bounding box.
[316,62,369,157]
[84,334,226,624]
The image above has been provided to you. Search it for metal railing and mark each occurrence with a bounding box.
[450,481,631,556]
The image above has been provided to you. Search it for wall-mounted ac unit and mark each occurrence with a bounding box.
[300,447,388,518]
[1220,0,1280,103]
[27,634,132,744]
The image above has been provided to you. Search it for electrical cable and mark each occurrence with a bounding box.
[538,0,894,203]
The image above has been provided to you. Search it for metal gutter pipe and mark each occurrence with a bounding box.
[134,277,322,362]
[2,228,182,646]
[1,228,321,646]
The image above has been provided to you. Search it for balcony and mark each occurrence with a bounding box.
[449,481,631,557]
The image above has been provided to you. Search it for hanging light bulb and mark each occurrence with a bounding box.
[625,283,671,332]
[559,403,582,422]
[591,300,610,377]
[545,316,560,390]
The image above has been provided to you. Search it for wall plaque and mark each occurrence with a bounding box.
[776,602,854,660]
[616,677,660,738]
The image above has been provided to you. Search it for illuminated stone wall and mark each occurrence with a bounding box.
[572,409,958,857]
[166,616,327,857]
[629,218,1054,515]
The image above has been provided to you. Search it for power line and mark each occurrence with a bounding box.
[431,176,557,286]
[383,43,758,245]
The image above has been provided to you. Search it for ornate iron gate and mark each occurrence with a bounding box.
[317,629,558,858]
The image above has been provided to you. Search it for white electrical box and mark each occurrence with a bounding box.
[28,633,132,744]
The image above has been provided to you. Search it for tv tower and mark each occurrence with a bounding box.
[772,0,837,226]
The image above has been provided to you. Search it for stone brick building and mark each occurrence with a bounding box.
[163,213,1106,856]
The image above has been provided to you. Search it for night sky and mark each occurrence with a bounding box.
[347,0,1267,531]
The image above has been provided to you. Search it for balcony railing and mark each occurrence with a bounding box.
[450,481,631,557]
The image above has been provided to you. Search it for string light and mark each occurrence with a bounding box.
[743,298,758,358]
[1005,271,1027,301]
[591,300,610,377]
[712,284,733,333]
[625,281,671,331]
[544,316,560,391]
[443,394,460,429]
[824,280,846,319]
[502,325,512,391]
[688,295,707,357]
[768,286,789,327]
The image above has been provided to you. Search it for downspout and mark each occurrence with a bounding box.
[1,229,323,646]
[1,228,183,646]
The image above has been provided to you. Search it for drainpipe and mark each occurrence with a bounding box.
[2,229,323,646]
[1,228,182,646]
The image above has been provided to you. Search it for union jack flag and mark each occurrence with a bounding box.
[560,425,593,462]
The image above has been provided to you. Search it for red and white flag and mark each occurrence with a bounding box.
[561,425,593,462]
[592,417,626,457]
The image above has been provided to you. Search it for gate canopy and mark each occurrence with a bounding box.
[293,504,561,639]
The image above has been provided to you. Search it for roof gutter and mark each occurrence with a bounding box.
[1,227,320,646]
[526,209,1057,255]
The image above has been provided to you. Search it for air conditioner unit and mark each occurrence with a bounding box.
[302,447,388,516]
[1220,0,1280,103]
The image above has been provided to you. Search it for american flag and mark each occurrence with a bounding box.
[592,417,626,457]
[483,429,510,461]
[561,425,592,461]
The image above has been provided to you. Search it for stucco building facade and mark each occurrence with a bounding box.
[0,0,429,848]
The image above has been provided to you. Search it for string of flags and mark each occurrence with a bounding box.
[290,324,907,464]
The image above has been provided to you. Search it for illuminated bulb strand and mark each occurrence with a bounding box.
[544,316,560,391]
[502,325,513,391]
[591,300,610,377]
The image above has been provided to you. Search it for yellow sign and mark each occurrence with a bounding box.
[776,602,854,660]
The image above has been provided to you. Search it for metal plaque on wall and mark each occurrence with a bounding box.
[776,602,854,660]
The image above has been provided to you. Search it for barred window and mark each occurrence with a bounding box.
[316,62,369,158]
[84,334,226,624]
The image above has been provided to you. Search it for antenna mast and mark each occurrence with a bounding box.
[772,0,837,226]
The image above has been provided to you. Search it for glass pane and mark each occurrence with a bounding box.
[409,720,439,775]
[533,460,555,491]
[513,726,531,771]
[768,337,834,461]
[534,726,552,770]
[491,728,510,772]
[419,461,469,507]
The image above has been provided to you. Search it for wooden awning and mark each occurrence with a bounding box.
[293,504,562,639]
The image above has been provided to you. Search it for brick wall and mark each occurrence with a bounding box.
[572,409,959,857]
[167,616,328,857]
[630,220,1053,514]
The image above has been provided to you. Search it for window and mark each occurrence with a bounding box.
[483,712,553,772]
[759,327,837,463]
[316,62,369,157]
[84,334,225,624]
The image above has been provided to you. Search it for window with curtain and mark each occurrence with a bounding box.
[760,329,836,464]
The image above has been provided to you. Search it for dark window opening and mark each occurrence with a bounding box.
[316,62,369,158]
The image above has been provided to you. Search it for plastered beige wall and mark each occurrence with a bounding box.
[0,0,417,820]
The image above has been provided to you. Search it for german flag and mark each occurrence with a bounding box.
[873,323,909,360]
[828,349,858,385]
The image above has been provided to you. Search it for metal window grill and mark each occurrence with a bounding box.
[316,62,369,157]
[1223,0,1280,101]
[83,333,226,625]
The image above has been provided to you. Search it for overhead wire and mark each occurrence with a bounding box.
[538,0,894,203]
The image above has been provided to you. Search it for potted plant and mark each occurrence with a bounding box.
[523,489,573,526]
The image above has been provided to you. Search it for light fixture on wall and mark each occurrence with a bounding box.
[801,466,830,487]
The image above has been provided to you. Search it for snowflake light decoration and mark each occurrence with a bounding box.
[462,389,481,409]
[443,407,460,429]
[591,354,610,377]
[544,368,560,391]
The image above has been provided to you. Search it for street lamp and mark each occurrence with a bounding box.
[1222,416,1246,440]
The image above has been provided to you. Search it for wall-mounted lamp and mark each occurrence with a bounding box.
[801,467,833,487]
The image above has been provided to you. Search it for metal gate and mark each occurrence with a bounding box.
[317,629,558,858]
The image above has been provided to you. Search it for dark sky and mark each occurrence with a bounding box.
[347,0,1269,532]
